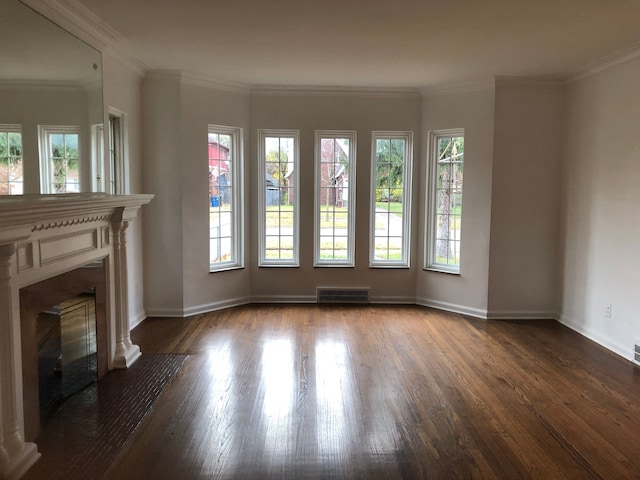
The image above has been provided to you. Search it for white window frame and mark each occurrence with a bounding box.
[426,128,465,274]
[314,130,357,267]
[91,123,104,192]
[0,124,23,195]
[38,125,82,194]
[258,129,300,267]
[369,131,413,268]
[209,124,244,272]
[108,107,130,194]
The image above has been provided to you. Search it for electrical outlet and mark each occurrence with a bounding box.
[605,304,612,318]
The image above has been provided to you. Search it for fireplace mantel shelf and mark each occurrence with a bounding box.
[0,193,154,237]
[0,193,153,480]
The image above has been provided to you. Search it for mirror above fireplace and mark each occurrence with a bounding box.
[0,0,103,194]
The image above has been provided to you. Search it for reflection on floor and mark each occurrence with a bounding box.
[22,304,640,479]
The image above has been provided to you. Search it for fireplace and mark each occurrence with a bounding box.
[20,261,106,442]
[35,293,98,431]
[0,193,152,480]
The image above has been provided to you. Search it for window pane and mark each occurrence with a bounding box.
[41,130,79,194]
[0,128,23,195]
[209,125,242,270]
[428,131,464,271]
[370,132,412,267]
[315,132,356,266]
[259,131,299,266]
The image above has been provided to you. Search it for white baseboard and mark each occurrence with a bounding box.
[370,295,416,304]
[415,297,488,319]
[558,314,632,362]
[486,310,557,320]
[183,296,252,317]
[144,307,188,318]
[250,294,317,304]
[146,297,252,318]
[129,310,147,329]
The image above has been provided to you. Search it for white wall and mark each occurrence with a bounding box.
[101,49,147,326]
[416,86,496,317]
[142,72,185,315]
[559,59,640,360]
[142,74,253,316]
[180,81,252,314]
[487,80,564,318]
[250,92,421,303]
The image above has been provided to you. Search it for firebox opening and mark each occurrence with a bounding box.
[37,292,98,429]
[20,259,108,442]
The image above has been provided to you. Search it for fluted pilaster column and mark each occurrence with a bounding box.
[0,243,39,480]
[111,209,141,369]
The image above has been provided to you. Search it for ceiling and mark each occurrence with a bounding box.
[76,0,640,88]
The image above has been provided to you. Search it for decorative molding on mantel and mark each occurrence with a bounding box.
[31,214,112,232]
[0,193,154,233]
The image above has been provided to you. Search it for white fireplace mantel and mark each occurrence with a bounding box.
[0,193,153,480]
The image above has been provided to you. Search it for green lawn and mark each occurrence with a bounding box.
[265,205,350,229]
[265,205,294,228]
[375,201,403,215]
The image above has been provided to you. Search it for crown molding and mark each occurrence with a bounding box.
[421,78,495,98]
[20,0,147,74]
[145,70,183,81]
[181,72,251,95]
[565,41,640,83]
[494,75,565,88]
[102,46,149,78]
[143,70,251,94]
[251,84,421,97]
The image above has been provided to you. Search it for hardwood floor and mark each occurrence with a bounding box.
[33,305,640,479]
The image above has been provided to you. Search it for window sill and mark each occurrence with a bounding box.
[258,264,300,268]
[313,264,355,268]
[209,265,244,274]
[424,267,460,275]
[369,264,410,269]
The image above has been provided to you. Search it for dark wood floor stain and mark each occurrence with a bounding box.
[23,305,640,479]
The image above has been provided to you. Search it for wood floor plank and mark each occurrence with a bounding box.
[27,304,640,479]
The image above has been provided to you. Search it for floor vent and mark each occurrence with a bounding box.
[317,287,370,304]
[634,342,640,366]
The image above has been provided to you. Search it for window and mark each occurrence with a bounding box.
[370,132,413,267]
[0,125,23,195]
[39,125,81,194]
[91,123,104,192]
[209,125,243,271]
[258,130,299,266]
[108,110,130,194]
[314,131,357,267]
[427,129,464,272]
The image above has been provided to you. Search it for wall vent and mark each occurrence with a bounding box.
[317,287,370,304]
[634,342,640,366]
